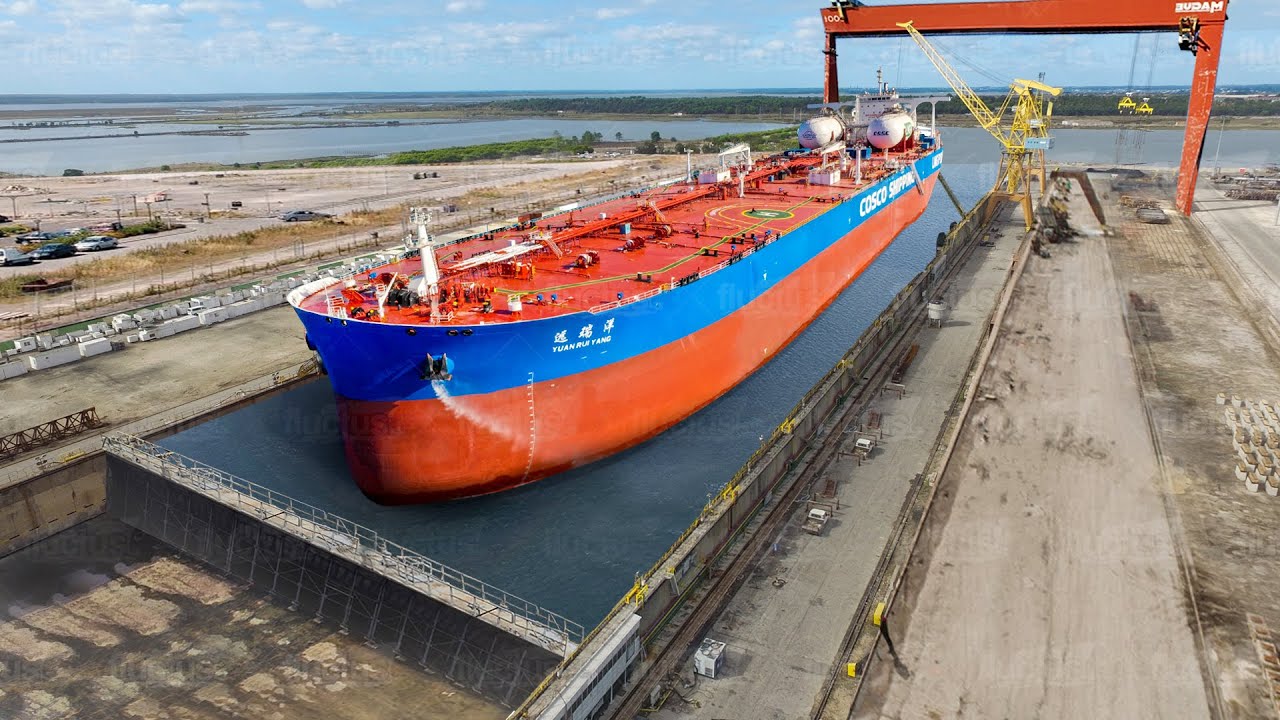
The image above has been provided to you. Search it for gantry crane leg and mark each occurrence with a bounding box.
[1175,21,1225,215]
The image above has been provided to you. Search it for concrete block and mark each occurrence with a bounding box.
[152,324,176,339]
[55,336,71,347]
[139,330,155,342]
[27,347,81,370]
[36,333,55,350]
[197,307,229,326]
[0,360,29,379]
[78,338,113,358]
[87,323,108,334]
[159,305,180,320]
[112,314,138,331]
[230,298,265,317]
[260,292,285,307]
[126,334,141,344]
[165,315,202,334]
[67,330,89,342]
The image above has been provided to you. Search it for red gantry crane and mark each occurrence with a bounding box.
[820,0,1230,216]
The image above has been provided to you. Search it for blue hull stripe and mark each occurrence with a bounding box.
[297,149,943,402]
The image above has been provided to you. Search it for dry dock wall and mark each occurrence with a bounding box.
[0,454,106,556]
[106,454,561,707]
[0,368,319,559]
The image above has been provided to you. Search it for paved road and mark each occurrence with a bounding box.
[1194,180,1280,326]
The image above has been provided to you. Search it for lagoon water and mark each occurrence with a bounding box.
[0,118,787,175]
[3,105,1276,176]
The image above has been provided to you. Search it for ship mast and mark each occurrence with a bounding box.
[411,208,442,321]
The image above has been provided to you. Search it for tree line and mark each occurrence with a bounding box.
[429,93,1280,118]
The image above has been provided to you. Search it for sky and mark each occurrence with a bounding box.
[0,0,1276,93]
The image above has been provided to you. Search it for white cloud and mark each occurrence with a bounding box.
[4,1,37,15]
[299,0,343,7]
[179,0,257,12]
[444,0,482,13]
[594,7,635,20]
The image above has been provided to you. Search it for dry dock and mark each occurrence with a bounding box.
[0,515,503,720]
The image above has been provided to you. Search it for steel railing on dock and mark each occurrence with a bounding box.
[102,433,584,654]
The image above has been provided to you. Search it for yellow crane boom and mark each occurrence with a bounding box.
[897,20,1062,229]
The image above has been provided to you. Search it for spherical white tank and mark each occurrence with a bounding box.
[798,116,847,149]
[867,111,915,150]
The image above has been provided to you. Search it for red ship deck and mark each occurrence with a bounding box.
[297,146,931,325]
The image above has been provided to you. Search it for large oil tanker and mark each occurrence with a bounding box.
[289,82,945,503]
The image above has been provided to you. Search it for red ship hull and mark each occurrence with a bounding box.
[338,174,935,503]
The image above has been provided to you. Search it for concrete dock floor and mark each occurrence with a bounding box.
[0,515,503,720]
[649,206,1025,720]
[854,179,1212,720]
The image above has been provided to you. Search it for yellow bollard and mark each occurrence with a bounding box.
[846,662,857,678]
[873,602,886,627]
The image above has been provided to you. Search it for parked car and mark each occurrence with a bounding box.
[0,247,34,265]
[74,235,118,251]
[0,214,11,223]
[15,231,54,243]
[280,210,331,222]
[29,243,77,260]
[89,221,123,233]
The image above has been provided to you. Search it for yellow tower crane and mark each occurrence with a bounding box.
[898,21,1062,229]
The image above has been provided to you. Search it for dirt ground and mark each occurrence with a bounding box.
[1106,173,1280,719]
[0,158,656,279]
[854,181,1212,719]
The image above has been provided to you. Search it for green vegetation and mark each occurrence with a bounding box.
[114,219,173,238]
[242,135,602,170]
[634,126,800,155]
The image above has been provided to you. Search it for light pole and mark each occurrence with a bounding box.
[1212,116,1227,179]
[202,192,210,220]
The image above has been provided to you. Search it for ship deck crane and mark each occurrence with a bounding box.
[898,21,1060,229]
[819,0,1231,216]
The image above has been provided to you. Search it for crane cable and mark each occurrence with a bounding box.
[1124,35,1141,92]
[928,35,1007,86]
